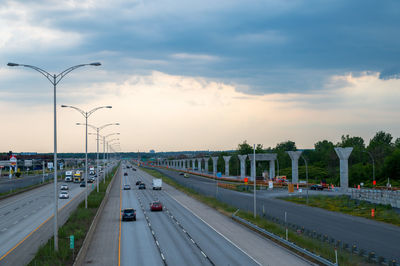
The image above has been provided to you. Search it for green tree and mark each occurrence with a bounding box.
[367,131,393,163]
[383,148,400,182]
[237,141,253,155]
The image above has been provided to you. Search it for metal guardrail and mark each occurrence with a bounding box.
[231,213,336,266]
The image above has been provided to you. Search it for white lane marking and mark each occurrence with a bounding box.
[163,190,262,266]
[156,240,159,246]
[161,253,165,260]
[182,229,186,233]
[201,251,206,257]
[190,238,195,243]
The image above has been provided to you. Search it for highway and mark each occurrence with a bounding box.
[121,167,259,265]
[0,163,115,265]
[152,167,400,262]
[114,163,312,266]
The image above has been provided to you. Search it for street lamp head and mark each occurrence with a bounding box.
[90,62,102,66]
[61,105,68,108]
[7,62,19,67]
[115,123,120,125]
[106,106,112,109]
[76,123,84,125]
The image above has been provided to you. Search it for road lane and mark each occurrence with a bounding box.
[121,174,163,266]
[129,165,259,266]
[0,163,115,262]
[137,188,211,266]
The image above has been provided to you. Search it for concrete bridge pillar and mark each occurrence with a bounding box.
[197,158,202,172]
[334,147,353,191]
[269,160,276,180]
[191,159,196,170]
[287,151,302,183]
[238,155,247,179]
[203,158,209,173]
[212,157,218,176]
[223,156,231,176]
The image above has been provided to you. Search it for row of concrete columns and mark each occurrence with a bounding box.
[156,147,353,190]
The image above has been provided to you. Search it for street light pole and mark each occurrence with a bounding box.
[85,123,119,192]
[103,133,120,183]
[363,151,375,185]
[253,144,256,218]
[61,105,112,208]
[7,61,101,252]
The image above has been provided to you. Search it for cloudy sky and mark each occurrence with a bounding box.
[1,0,400,153]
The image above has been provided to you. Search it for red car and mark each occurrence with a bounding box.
[150,201,163,211]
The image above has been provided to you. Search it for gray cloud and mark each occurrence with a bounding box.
[1,0,400,97]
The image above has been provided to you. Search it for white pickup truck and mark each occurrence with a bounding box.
[152,179,162,190]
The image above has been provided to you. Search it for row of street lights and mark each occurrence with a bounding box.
[7,62,121,251]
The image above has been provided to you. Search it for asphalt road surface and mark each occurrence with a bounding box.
[0,181,85,259]
[0,163,115,264]
[121,165,260,266]
[152,167,400,262]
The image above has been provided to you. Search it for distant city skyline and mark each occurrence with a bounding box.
[1,1,399,152]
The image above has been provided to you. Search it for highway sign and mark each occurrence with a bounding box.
[24,160,33,167]
[70,235,74,249]
[47,162,54,169]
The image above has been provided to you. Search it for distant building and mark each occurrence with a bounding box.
[149,149,155,154]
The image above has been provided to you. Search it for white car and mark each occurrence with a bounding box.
[59,191,69,199]
[60,184,69,190]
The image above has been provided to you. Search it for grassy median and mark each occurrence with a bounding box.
[281,195,400,227]
[28,164,119,266]
[141,167,373,266]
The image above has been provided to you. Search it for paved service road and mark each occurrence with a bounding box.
[0,164,115,264]
[0,181,85,259]
[153,167,400,262]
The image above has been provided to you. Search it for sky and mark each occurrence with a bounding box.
[1,0,400,153]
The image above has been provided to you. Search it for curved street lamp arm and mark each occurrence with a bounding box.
[55,62,101,85]
[87,106,112,117]
[76,123,98,131]
[11,64,53,84]
[99,123,119,131]
[61,105,86,117]
[105,133,120,139]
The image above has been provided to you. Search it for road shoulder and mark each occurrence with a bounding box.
[82,169,121,266]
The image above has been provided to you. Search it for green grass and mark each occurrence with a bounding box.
[28,164,120,266]
[141,167,374,266]
[281,195,400,226]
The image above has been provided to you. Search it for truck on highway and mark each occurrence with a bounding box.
[73,171,82,183]
[65,171,73,182]
[152,179,162,190]
[89,167,95,175]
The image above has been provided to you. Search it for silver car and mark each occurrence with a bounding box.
[59,191,69,199]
